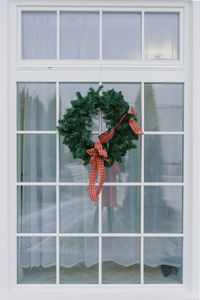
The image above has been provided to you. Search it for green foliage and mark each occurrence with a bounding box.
[57,85,139,167]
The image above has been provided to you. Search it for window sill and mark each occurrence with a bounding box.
[0,286,198,300]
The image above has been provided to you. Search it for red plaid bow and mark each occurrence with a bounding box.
[99,107,143,144]
[86,107,143,202]
[86,142,110,201]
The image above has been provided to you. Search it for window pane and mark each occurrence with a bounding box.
[22,12,56,59]
[59,83,99,131]
[102,237,140,284]
[102,83,141,127]
[144,186,183,233]
[17,237,56,284]
[144,13,179,60]
[17,186,56,233]
[144,83,184,131]
[60,12,99,59]
[104,141,141,183]
[17,83,56,131]
[60,237,98,284]
[103,13,141,59]
[144,237,182,283]
[144,135,183,182]
[102,186,140,233]
[59,137,90,182]
[59,186,98,233]
[17,134,56,182]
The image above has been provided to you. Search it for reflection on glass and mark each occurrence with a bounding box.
[22,12,56,59]
[144,13,179,60]
[17,186,56,233]
[102,83,141,128]
[59,136,90,182]
[102,186,140,233]
[60,12,99,59]
[60,237,98,284]
[103,12,141,59]
[144,186,183,233]
[144,84,184,131]
[17,134,56,182]
[59,83,99,131]
[144,135,183,182]
[104,139,141,183]
[17,83,56,131]
[17,237,56,284]
[144,237,182,284]
[60,186,98,233]
[102,237,140,284]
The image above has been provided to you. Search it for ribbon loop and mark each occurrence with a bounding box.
[86,142,109,201]
[99,107,143,145]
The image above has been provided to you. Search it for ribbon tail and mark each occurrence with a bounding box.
[89,162,98,201]
[96,158,105,197]
[99,128,115,144]
[99,113,128,144]
[129,118,144,136]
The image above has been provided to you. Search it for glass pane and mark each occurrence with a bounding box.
[17,134,56,182]
[144,237,182,284]
[103,13,141,59]
[102,237,140,284]
[144,83,184,131]
[60,12,99,59]
[59,136,90,182]
[17,83,56,131]
[144,186,183,233]
[144,135,183,182]
[102,186,140,233]
[59,83,99,131]
[102,83,141,128]
[17,237,56,284]
[59,186,98,233]
[104,140,141,183]
[22,12,56,59]
[144,13,179,60]
[17,186,56,233]
[60,237,98,284]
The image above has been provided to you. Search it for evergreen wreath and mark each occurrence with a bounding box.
[57,85,140,168]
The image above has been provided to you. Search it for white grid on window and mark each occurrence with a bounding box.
[18,7,183,64]
[16,81,184,285]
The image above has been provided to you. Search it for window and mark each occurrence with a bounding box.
[1,0,199,299]
[16,80,184,285]
[19,9,181,62]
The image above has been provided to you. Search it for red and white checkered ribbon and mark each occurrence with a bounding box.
[86,142,110,202]
[99,107,143,144]
[86,107,143,201]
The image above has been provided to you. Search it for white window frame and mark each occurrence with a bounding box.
[0,0,199,299]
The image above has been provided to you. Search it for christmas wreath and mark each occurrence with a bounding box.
[57,86,143,201]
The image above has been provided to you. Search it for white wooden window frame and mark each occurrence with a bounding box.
[0,0,199,299]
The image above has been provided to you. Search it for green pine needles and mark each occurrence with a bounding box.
[57,85,139,167]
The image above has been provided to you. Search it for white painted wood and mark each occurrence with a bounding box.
[190,0,200,297]
[0,0,198,299]
[16,182,185,186]
[56,81,60,284]
[0,0,8,294]
[140,82,144,285]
